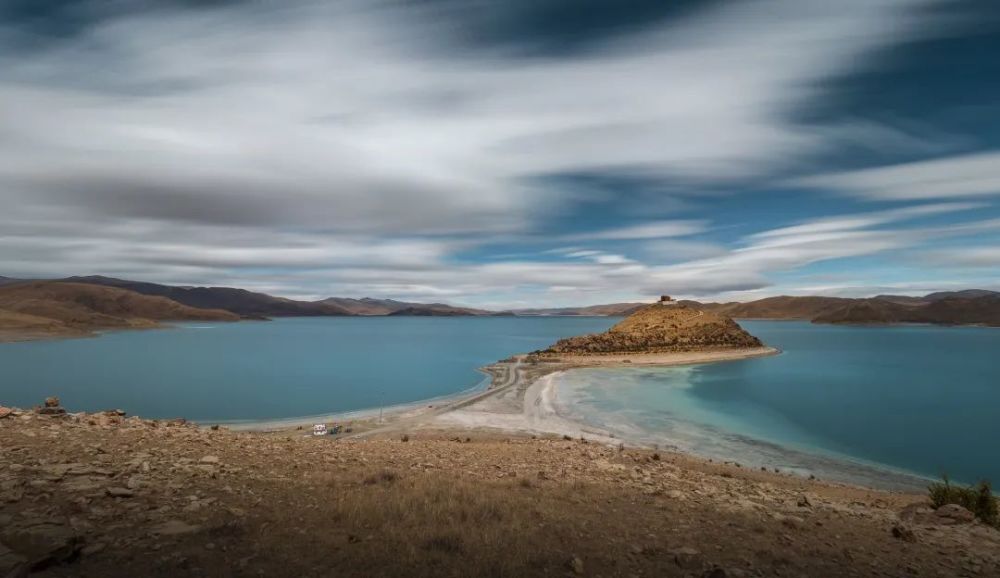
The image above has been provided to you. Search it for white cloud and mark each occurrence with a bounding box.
[923,247,1000,268]
[791,152,1000,200]
[0,0,969,305]
[577,220,707,241]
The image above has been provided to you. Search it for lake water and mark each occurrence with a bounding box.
[0,316,616,422]
[555,321,1000,488]
[2,317,996,488]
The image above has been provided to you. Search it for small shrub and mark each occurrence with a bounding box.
[400,434,409,442]
[518,477,534,489]
[364,469,400,485]
[928,476,998,528]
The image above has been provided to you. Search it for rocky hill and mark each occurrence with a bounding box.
[0,282,239,341]
[539,304,763,355]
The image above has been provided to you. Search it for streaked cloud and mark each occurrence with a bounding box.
[792,152,1000,200]
[0,0,997,306]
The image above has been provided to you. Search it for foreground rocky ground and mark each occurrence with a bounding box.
[2,403,1000,578]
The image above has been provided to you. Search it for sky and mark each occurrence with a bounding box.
[1,0,999,308]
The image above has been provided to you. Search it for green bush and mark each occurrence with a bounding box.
[928,476,999,528]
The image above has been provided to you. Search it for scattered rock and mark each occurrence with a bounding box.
[797,495,812,508]
[568,555,584,575]
[36,407,66,416]
[151,520,202,537]
[671,547,702,570]
[702,568,728,578]
[199,455,220,464]
[892,525,916,543]
[105,487,134,498]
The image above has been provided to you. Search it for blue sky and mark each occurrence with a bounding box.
[1,0,998,307]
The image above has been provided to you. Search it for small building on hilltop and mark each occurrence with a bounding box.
[659,295,675,305]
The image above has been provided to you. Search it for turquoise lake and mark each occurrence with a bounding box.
[0,316,616,422]
[555,321,1000,487]
[1,317,997,487]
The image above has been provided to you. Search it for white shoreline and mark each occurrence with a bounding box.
[425,348,932,492]
[218,372,493,431]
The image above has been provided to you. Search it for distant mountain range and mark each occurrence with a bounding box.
[317,297,492,316]
[688,291,1000,326]
[1,276,998,338]
[511,303,647,316]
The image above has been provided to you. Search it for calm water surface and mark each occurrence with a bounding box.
[555,321,1000,487]
[3,317,996,487]
[0,317,615,422]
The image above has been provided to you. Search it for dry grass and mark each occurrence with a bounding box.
[324,475,546,577]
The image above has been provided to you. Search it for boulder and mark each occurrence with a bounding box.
[935,504,975,525]
[0,407,13,420]
[105,487,134,498]
[671,547,702,570]
[36,407,66,416]
[0,524,83,571]
[43,397,60,408]
[0,542,28,578]
[892,524,916,543]
[568,556,584,575]
[151,520,202,536]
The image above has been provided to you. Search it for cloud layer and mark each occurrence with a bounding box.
[1,0,997,304]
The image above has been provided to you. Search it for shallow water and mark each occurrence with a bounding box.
[555,321,1000,488]
[0,316,616,422]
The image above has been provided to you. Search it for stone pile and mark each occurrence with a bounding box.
[35,397,66,417]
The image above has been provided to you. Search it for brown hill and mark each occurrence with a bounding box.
[62,276,351,318]
[0,282,239,341]
[538,304,763,355]
[513,303,647,316]
[319,297,401,315]
[704,296,852,319]
[387,304,492,316]
[322,297,491,316]
[815,296,1000,326]
[810,299,912,325]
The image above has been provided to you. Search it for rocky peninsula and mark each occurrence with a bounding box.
[537,303,765,356]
